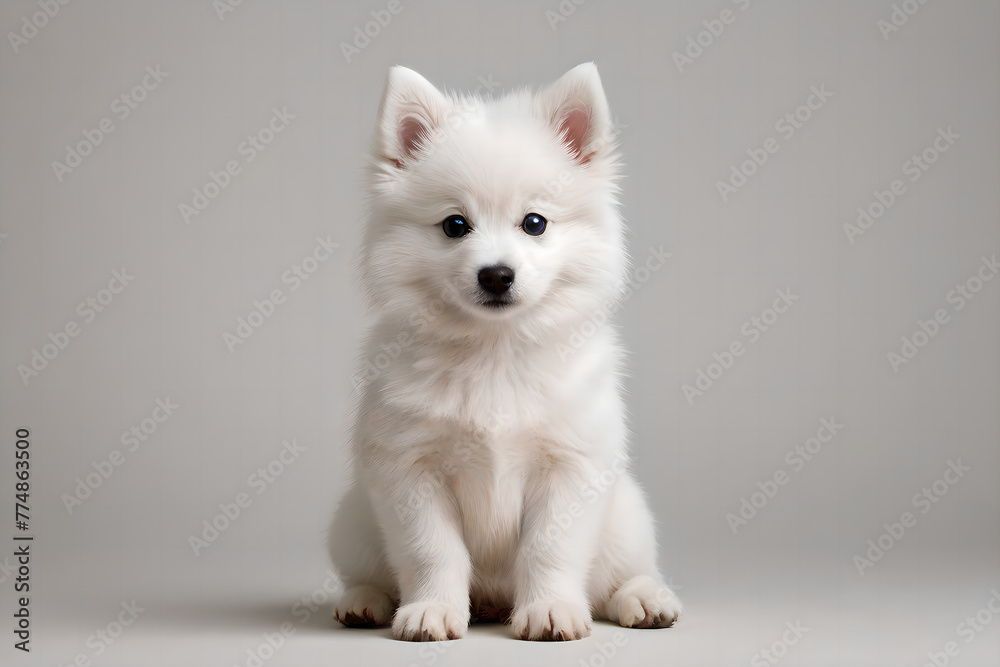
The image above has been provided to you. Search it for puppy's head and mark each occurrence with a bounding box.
[361,64,627,341]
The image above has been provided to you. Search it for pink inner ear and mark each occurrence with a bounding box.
[397,114,428,164]
[558,105,593,163]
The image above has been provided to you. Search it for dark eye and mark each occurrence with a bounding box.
[442,215,471,238]
[521,213,547,236]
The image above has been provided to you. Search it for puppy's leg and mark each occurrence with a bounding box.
[589,473,682,628]
[370,469,471,642]
[510,464,601,641]
[329,483,397,626]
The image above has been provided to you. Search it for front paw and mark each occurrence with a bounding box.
[334,585,395,627]
[607,575,682,629]
[392,601,468,641]
[511,599,591,641]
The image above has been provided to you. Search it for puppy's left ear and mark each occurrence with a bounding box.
[539,63,613,165]
[374,66,451,168]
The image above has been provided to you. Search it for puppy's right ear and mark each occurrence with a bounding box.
[375,67,450,168]
[538,63,613,166]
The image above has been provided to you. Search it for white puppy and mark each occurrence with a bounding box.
[329,63,681,642]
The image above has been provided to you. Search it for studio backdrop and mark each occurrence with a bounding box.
[0,1,997,665]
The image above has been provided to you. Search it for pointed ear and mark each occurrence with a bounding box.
[374,66,450,168]
[538,63,613,165]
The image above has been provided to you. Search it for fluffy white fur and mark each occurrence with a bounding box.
[328,63,682,642]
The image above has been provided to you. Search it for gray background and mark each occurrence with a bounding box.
[1,0,998,665]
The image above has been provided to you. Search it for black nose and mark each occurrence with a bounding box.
[478,265,514,296]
